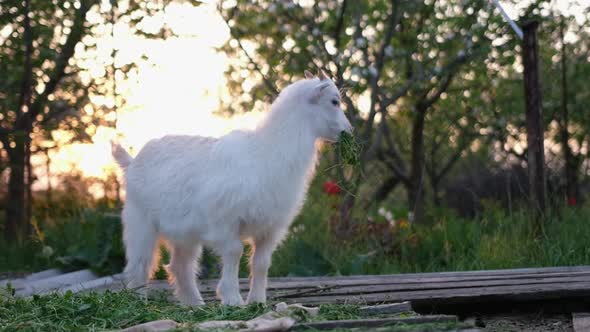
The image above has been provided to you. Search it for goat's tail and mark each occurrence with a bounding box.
[111,141,133,170]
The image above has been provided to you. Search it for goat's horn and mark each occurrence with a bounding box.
[304,70,315,79]
[318,69,329,80]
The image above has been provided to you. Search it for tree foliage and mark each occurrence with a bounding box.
[0,0,202,241]
[220,0,590,225]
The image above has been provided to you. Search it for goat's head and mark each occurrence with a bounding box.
[302,70,352,142]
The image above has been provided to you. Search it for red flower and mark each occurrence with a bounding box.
[567,197,577,206]
[323,181,342,195]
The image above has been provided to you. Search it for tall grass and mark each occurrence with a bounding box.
[0,209,124,276]
[270,191,590,276]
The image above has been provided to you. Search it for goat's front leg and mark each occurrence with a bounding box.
[216,241,244,306]
[247,235,278,304]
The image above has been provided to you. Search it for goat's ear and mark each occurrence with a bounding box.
[310,82,331,103]
[304,70,315,79]
[318,69,330,81]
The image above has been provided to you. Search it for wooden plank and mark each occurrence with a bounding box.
[54,266,590,294]
[55,274,125,294]
[132,272,590,298]
[149,280,590,305]
[268,266,590,282]
[279,281,590,305]
[292,315,457,330]
[263,271,590,292]
[79,266,590,313]
[0,269,62,290]
[359,302,412,316]
[78,266,590,294]
[124,269,590,296]
[573,312,590,332]
[272,275,590,299]
[18,269,98,296]
[161,266,590,291]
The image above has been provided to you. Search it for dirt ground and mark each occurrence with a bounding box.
[476,314,573,332]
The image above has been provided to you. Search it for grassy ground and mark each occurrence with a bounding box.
[1,289,463,332]
[0,289,269,331]
[1,183,588,331]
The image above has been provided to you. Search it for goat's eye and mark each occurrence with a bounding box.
[331,99,339,106]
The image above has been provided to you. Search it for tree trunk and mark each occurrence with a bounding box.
[5,0,34,242]
[408,108,427,223]
[373,177,400,204]
[45,149,52,205]
[522,21,547,228]
[25,136,33,236]
[5,139,27,242]
[560,18,577,206]
[431,178,441,207]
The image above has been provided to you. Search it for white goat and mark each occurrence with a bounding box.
[112,70,352,306]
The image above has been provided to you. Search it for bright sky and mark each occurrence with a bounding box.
[34,0,589,194]
[35,1,265,192]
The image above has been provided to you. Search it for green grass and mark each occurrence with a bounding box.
[0,289,268,331]
[270,194,590,276]
[0,289,371,332]
[336,131,361,166]
[0,209,125,276]
[0,289,469,332]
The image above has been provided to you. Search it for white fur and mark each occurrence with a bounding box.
[112,75,352,306]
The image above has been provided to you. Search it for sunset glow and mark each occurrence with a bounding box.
[34,1,267,190]
[34,0,588,191]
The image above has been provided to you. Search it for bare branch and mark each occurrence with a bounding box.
[218,7,279,97]
[29,0,95,122]
[381,75,418,109]
[377,151,408,185]
[346,2,371,75]
[372,176,401,203]
[234,37,278,97]
[417,52,469,111]
[363,118,387,162]
[332,0,348,84]
[333,0,348,50]
[380,120,408,182]
[362,0,401,141]
[17,0,33,128]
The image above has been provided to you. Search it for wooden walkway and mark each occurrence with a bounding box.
[6,266,590,314]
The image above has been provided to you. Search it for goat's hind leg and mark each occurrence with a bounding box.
[167,243,204,306]
[122,202,159,298]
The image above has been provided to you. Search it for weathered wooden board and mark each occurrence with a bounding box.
[292,315,458,330]
[16,266,590,314]
[91,268,590,294]
[272,275,590,298]
[18,269,98,296]
[359,302,413,315]
[275,281,590,304]
[573,312,590,332]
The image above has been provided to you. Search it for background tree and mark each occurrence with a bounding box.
[219,0,504,225]
[0,0,202,242]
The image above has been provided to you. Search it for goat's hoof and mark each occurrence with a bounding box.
[246,294,266,304]
[179,298,205,307]
[221,295,245,306]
